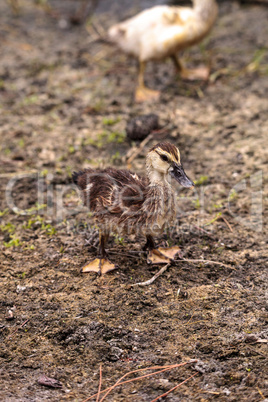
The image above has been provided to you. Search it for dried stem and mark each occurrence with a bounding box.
[126,133,154,167]
[221,216,233,232]
[82,360,197,402]
[132,263,171,287]
[150,372,198,402]
[96,364,102,402]
[181,258,236,270]
[6,319,29,340]
[132,257,236,287]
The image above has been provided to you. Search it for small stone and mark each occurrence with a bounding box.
[38,375,63,388]
[244,334,259,343]
[16,285,26,293]
[158,379,170,385]
[126,114,159,141]
[223,388,231,396]
[5,310,14,320]
[58,19,69,30]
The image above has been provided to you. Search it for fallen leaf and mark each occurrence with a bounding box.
[38,375,62,388]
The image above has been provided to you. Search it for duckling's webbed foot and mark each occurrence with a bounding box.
[147,248,170,264]
[160,246,182,260]
[147,247,181,265]
[81,232,117,275]
[145,235,182,265]
[82,258,117,275]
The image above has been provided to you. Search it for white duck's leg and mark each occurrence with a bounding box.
[82,231,117,275]
[171,54,210,81]
[145,235,182,265]
[8,0,19,14]
[135,61,160,103]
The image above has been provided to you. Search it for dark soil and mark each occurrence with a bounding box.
[0,1,267,401]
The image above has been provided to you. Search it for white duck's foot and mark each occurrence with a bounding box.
[180,66,210,81]
[81,258,117,275]
[135,86,160,103]
[147,246,182,265]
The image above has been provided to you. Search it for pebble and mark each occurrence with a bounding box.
[126,114,159,141]
[16,285,26,293]
[5,310,14,320]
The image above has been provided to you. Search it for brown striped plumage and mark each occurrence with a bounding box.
[73,142,194,274]
[73,166,175,237]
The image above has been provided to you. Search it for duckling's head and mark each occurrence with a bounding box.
[146,142,194,188]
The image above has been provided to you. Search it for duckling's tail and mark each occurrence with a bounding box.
[72,168,94,189]
[72,171,81,186]
[72,170,88,188]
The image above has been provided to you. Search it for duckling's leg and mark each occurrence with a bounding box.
[171,54,210,81]
[145,235,182,265]
[135,61,160,103]
[82,232,117,275]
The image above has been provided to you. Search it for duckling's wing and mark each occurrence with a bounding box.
[105,168,147,213]
[73,168,114,212]
[73,168,147,215]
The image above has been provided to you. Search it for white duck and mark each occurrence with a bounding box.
[108,0,218,102]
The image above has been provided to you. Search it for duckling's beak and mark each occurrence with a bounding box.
[169,163,194,188]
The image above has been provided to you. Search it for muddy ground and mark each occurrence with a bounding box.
[0,0,267,401]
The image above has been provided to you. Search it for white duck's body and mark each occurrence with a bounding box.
[109,2,217,62]
[108,0,218,102]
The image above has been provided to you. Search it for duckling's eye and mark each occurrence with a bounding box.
[160,154,169,162]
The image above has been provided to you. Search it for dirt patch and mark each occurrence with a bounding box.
[0,1,267,401]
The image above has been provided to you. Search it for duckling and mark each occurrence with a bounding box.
[108,0,218,102]
[73,142,194,275]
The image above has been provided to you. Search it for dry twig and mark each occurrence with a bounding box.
[245,345,267,359]
[99,365,177,402]
[125,133,154,168]
[149,372,198,402]
[221,216,233,232]
[6,319,29,340]
[96,364,102,402]
[192,224,213,236]
[256,386,266,400]
[181,258,236,270]
[82,360,197,402]
[132,263,171,287]
[132,257,236,287]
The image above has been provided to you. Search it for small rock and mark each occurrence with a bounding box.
[5,310,14,321]
[126,114,159,141]
[109,346,124,361]
[58,19,69,30]
[223,388,231,396]
[194,360,211,374]
[16,285,26,293]
[244,334,259,343]
[38,375,63,388]
[177,288,188,299]
[158,379,170,386]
